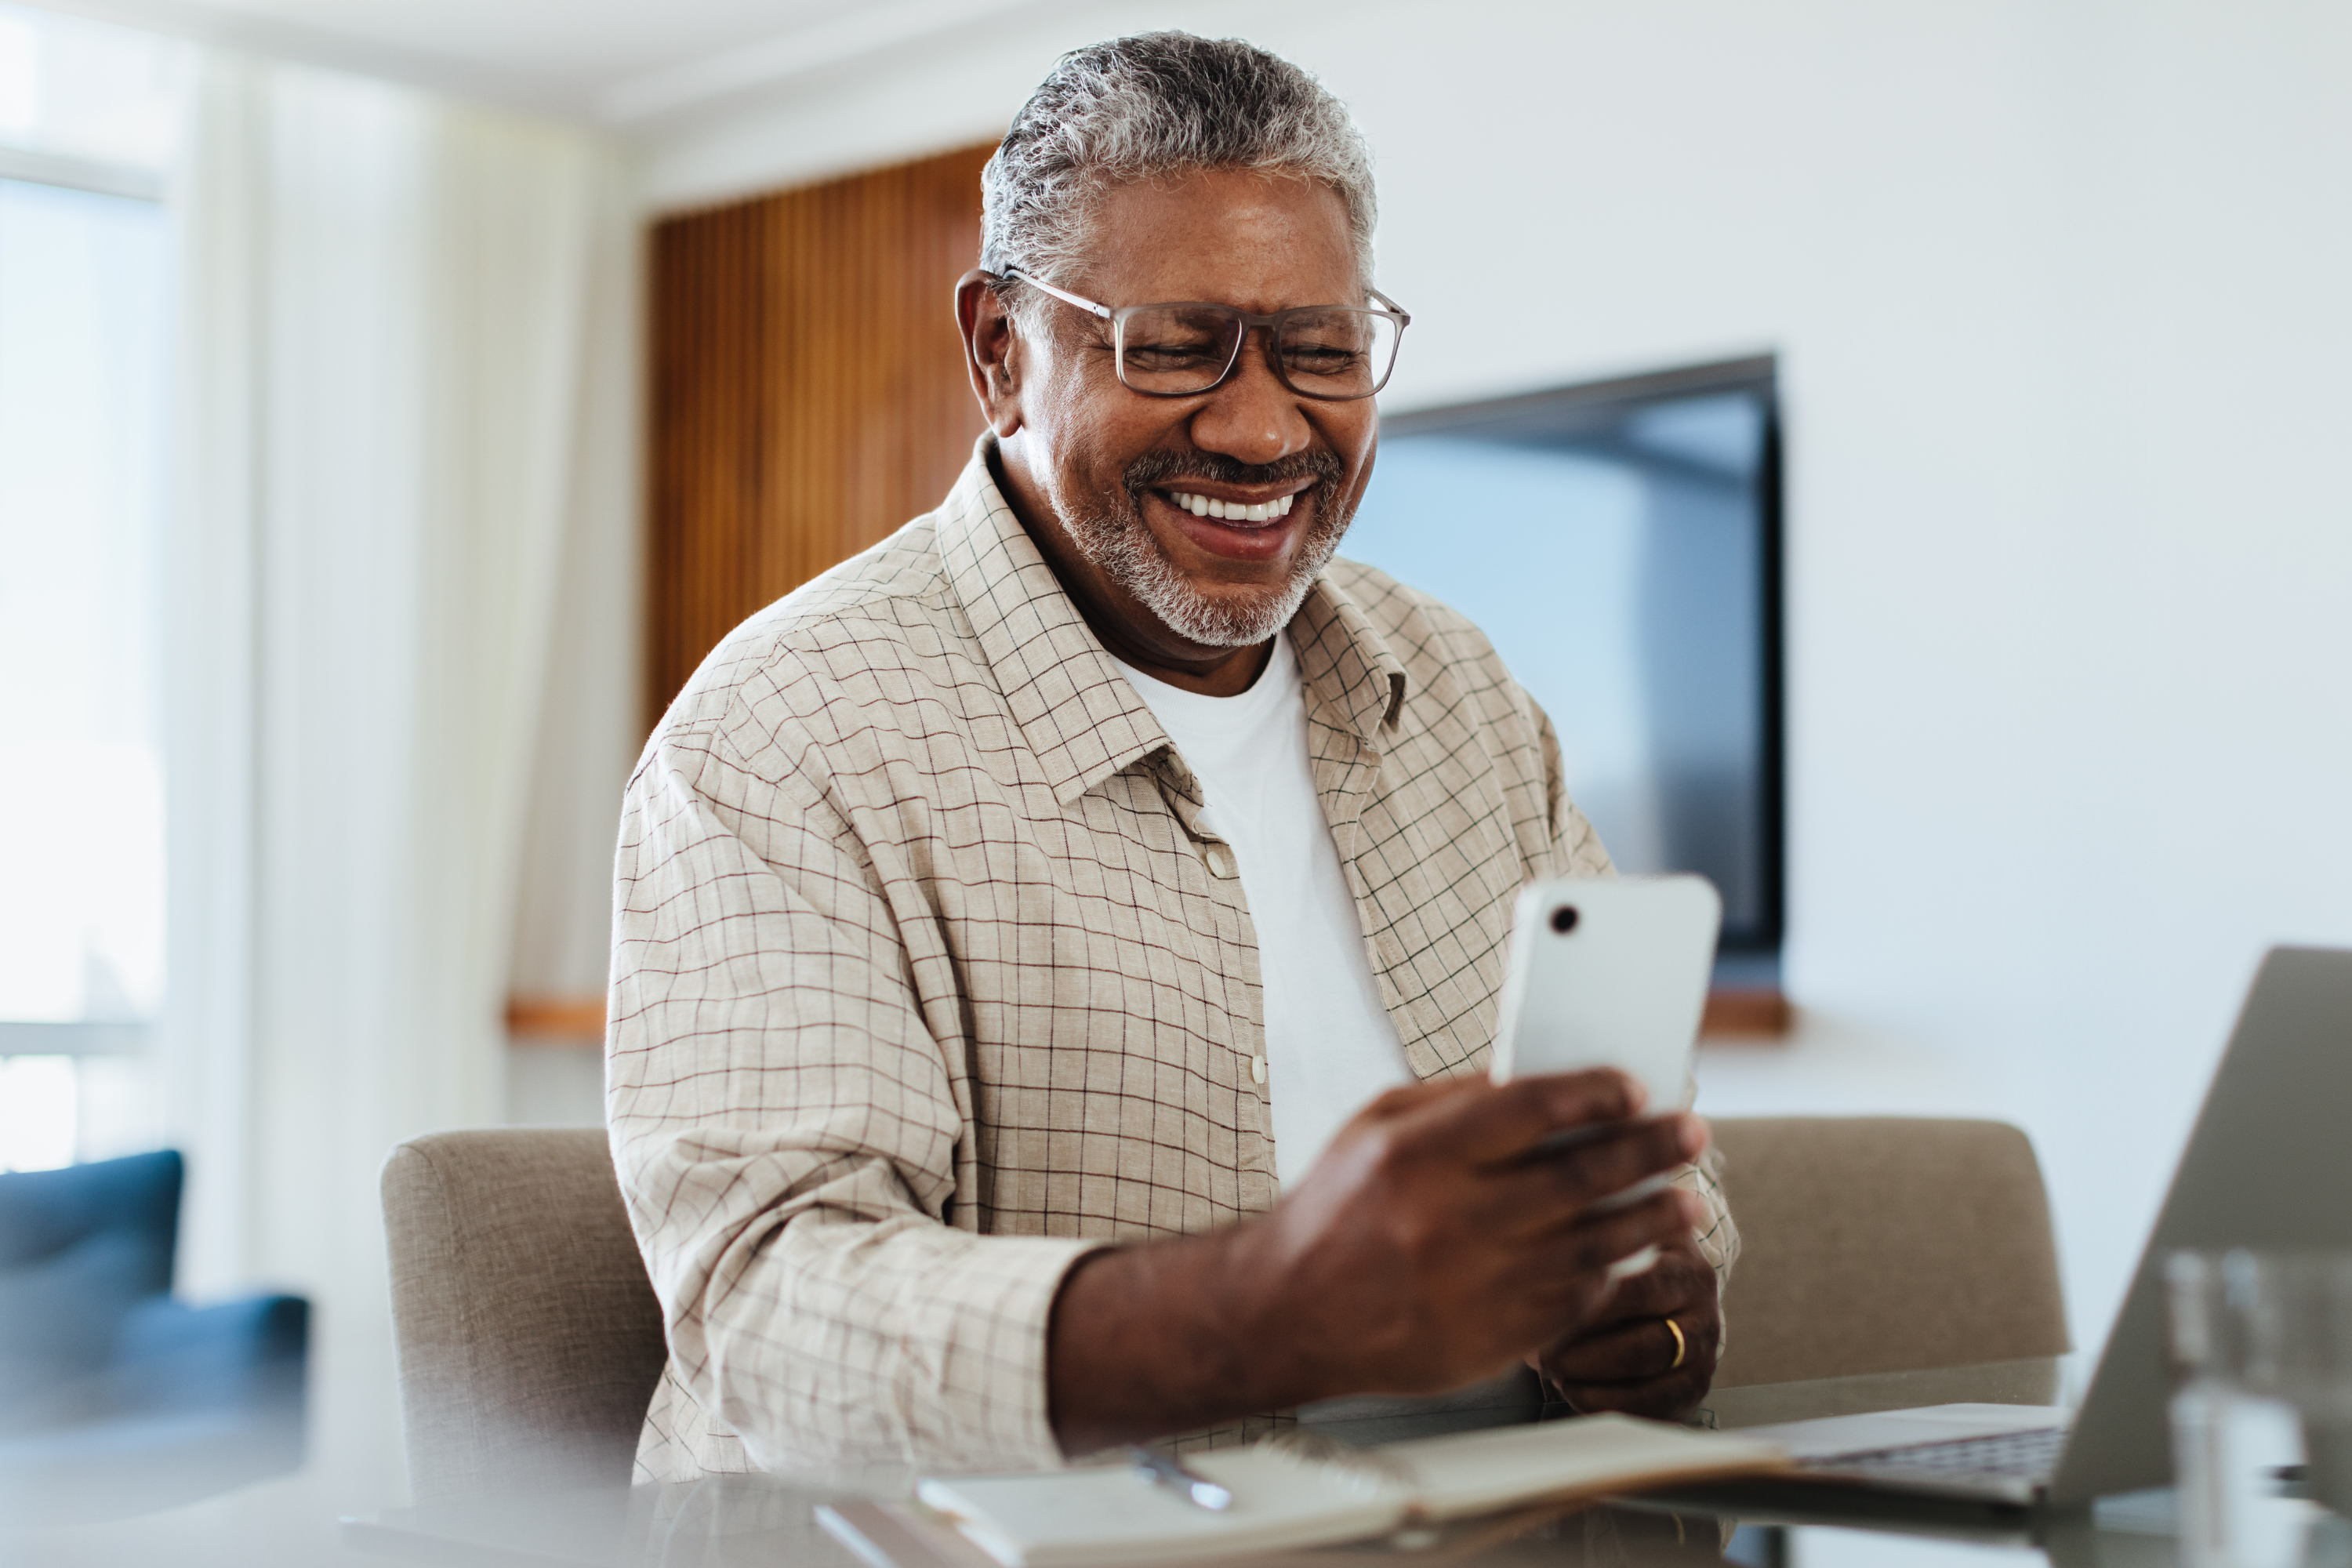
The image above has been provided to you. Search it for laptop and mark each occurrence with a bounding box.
[1730,946,2352,1508]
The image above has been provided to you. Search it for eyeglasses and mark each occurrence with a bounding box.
[1001,266,1410,402]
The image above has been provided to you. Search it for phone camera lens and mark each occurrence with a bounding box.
[1550,906,1580,935]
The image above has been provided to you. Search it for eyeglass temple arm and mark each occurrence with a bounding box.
[1000,267,1112,321]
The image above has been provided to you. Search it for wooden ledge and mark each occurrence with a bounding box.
[505,995,608,1044]
[1700,987,1794,1041]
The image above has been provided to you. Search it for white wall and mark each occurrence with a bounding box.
[633,0,2352,1354]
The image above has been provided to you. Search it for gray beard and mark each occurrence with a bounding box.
[1064,459,1351,648]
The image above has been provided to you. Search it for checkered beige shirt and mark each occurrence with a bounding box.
[608,443,1737,1480]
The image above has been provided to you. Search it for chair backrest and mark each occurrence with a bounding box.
[1710,1116,2070,1388]
[381,1127,666,1501]
[379,1117,2066,1485]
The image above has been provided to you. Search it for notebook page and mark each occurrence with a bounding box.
[917,1454,1406,1568]
[917,1417,1785,1566]
[1383,1414,1788,1521]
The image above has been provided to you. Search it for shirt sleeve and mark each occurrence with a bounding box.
[606,721,1100,1475]
[1532,700,1615,879]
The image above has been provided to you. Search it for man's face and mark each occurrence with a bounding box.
[967,169,1381,673]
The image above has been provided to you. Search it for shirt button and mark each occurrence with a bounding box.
[1203,843,1236,880]
[1250,1055,1267,1085]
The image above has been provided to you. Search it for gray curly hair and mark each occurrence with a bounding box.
[980,33,1377,314]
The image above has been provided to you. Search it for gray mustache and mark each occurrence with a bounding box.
[1123,449,1344,496]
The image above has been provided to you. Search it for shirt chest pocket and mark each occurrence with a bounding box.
[1347,753,1523,1080]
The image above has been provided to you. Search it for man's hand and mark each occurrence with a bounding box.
[1531,1233,1722,1421]
[1246,1073,1711,1399]
[1046,1069,1711,1454]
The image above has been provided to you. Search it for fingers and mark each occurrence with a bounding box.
[1544,1308,1714,1385]
[1465,1116,1708,1236]
[1545,1317,1677,1384]
[1521,1186,1708,1287]
[1537,1235,1720,1414]
[1405,1070,1649,1164]
[1543,1299,1719,1421]
[1566,1236,1713,1327]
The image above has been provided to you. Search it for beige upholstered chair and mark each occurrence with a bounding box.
[382,1128,666,1501]
[380,1116,2067,1497]
[1710,1116,2071,1389]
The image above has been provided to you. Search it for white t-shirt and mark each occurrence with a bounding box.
[1111,637,1412,1187]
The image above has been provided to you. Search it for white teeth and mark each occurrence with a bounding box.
[1167,489,1298,521]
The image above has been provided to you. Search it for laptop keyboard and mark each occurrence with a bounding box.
[1798,1425,2069,1489]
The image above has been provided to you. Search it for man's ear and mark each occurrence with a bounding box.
[956,270,1024,439]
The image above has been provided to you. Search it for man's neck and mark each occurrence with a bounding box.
[989,443,1272,698]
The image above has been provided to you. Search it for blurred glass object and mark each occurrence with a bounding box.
[0,176,168,1032]
[1344,362,1779,954]
[2166,1249,2352,1567]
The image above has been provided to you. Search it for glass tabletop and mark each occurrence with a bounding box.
[326,1360,2194,1568]
[334,1467,2242,1568]
[21,1360,2338,1568]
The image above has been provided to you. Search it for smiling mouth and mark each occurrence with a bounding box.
[1157,488,1298,524]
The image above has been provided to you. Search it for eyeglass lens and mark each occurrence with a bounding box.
[1116,306,1400,399]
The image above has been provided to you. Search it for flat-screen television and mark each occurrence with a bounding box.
[1341,357,1783,967]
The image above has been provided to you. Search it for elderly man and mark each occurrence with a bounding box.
[610,32,1735,1479]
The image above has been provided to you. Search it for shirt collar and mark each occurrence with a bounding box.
[1288,568,1410,750]
[935,438,1411,804]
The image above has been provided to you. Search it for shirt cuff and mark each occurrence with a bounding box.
[894,1232,1110,1471]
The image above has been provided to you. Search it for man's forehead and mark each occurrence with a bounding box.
[1074,169,1360,312]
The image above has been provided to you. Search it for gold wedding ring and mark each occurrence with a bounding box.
[1664,1316,1687,1371]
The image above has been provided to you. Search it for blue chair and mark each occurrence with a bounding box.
[0,1150,308,1523]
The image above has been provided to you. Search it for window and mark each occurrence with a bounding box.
[0,2,184,1170]
[1343,358,1784,975]
[0,176,169,1035]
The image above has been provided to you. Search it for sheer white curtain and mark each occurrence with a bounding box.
[161,51,634,1501]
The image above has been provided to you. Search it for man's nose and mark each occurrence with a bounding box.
[1187,328,1312,466]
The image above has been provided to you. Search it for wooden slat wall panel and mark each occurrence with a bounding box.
[648,142,996,724]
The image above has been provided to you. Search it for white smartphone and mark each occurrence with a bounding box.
[1487,873,1722,1276]
[1487,873,1722,1106]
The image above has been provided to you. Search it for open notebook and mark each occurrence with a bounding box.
[858,1416,1784,1568]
